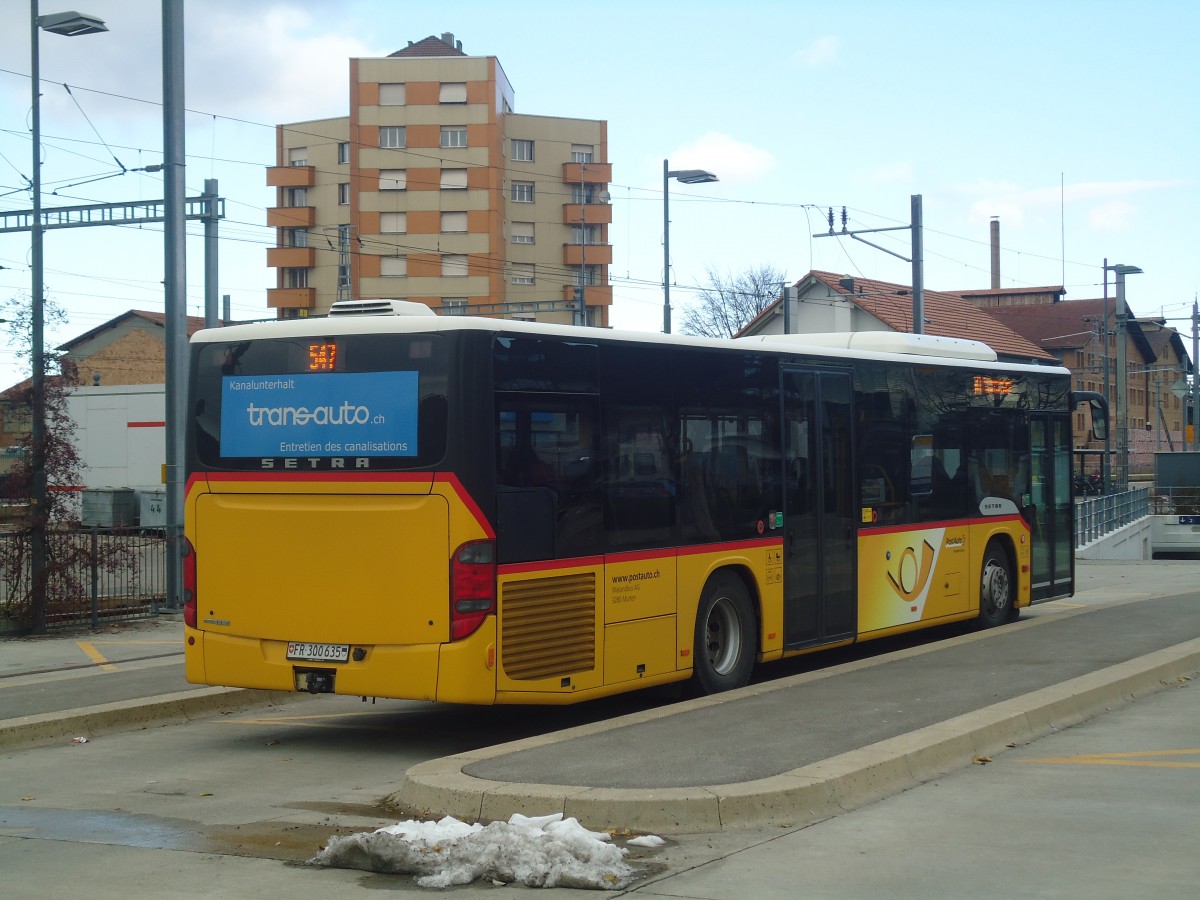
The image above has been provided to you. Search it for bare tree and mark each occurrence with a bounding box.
[679,265,787,339]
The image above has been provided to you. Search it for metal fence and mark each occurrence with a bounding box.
[0,528,167,630]
[1074,487,1151,549]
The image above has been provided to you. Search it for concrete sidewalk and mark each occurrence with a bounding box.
[395,560,1200,833]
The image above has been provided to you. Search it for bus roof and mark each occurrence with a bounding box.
[193,313,1070,378]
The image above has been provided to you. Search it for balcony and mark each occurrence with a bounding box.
[266,165,316,187]
[267,206,316,228]
[562,162,611,184]
[267,287,316,309]
[563,243,613,266]
[563,202,613,226]
[266,246,316,268]
[562,284,613,308]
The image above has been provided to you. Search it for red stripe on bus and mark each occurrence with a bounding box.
[127,421,165,428]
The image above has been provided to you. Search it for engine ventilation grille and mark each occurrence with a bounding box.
[327,299,436,317]
[501,572,596,681]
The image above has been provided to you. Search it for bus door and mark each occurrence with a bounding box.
[1029,412,1073,601]
[780,366,856,647]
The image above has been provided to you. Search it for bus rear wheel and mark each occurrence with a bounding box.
[977,540,1015,628]
[692,572,756,695]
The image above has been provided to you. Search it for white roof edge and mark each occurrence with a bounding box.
[738,331,998,362]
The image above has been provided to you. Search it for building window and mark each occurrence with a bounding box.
[442,255,468,277]
[337,142,350,165]
[380,212,406,233]
[337,183,350,205]
[284,268,308,288]
[439,82,467,103]
[338,264,350,289]
[440,168,467,190]
[282,227,307,248]
[570,184,595,204]
[511,222,534,244]
[284,187,307,207]
[571,144,594,163]
[380,126,405,149]
[442,298,468,315]
[571,224,599,245]
[287,146,307,166]
[511,181,534,203]
[380,256,407,277]
[282,228,306,248]
[379,169,407,191]
[511,139,534,162]
[441,211,468,233]
[379,82,406,105]
[510,263,535,285]
[440,126,467,148]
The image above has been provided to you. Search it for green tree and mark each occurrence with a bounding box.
[679,265,787,339]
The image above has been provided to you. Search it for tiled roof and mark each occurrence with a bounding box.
[803,270,1057,363]
[388,36,466,58]
[983,298,1107,350]
[57,309,208,351]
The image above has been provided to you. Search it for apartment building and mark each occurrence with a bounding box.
[265,33,611,325]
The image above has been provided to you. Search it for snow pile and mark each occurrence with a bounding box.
[308,812,644,889]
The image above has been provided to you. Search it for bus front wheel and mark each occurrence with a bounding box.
[977,540,1015,628]
[692,572,756,694]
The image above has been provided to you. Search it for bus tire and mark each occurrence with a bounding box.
[692,572,756,695]
[977,540,1014,628]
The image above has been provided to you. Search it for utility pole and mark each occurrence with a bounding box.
[814,195,925,334]
[1193,298,1199,451]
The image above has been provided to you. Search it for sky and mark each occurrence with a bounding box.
[0,0,1196,386]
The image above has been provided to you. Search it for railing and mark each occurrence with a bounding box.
[0,528,167,631]
[1075,487,1151,549]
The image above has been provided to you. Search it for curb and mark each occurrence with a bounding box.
[394,638,1200,834]
[0,687,286,751]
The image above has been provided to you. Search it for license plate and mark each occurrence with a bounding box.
[286,641,350,663]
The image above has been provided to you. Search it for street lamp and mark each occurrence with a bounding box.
[29,3,108,633]
[663,160,717,334]
[1107,263,1142,492]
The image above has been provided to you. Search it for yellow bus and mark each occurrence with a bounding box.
[183,303,1105,704]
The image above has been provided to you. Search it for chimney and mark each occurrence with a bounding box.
[839,275,855,293]
[441,32,454,46]
[989,217,1000,289]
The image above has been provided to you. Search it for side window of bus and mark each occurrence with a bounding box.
[602,406,676,549]
[855,363,917,525]
[495,396,601,563]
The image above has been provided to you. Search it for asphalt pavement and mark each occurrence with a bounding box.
[2,559,1199,898]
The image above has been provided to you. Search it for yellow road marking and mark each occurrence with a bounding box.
[1019,749,1200,769]
[76,641,117,672]
[75,639,179,671]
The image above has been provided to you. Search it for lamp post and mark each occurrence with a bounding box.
[662,160,717,334]
[28,4,108,633]
[1108,263,1142,492]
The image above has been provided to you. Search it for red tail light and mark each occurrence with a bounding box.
[182,536,197,628]
[450,539,495,641]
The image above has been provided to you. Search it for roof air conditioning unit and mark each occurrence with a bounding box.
[327,299,437,317]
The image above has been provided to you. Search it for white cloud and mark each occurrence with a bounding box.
[960,178,1182,230]
[791,36,841,69]
[859,161,914,186]
[1087,200,1136,233]
[668,132,776,183]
